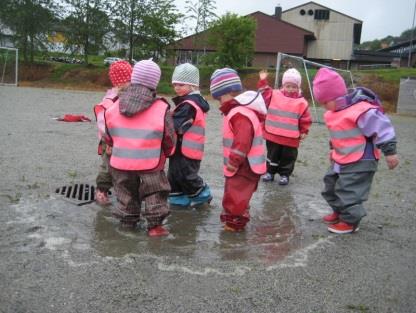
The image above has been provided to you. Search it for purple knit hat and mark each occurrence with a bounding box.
[210,68,243,99]
[313,68,347,103]
[131,59,161,90]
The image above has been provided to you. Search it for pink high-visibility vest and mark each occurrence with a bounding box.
[174,99,206,160]
[94,97,116,141]
[324,101,382,164]
[105,99,168,171]
[265,90,308,138]
[223,106,266,177]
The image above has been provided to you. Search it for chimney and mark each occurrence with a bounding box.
[275,6,282,19]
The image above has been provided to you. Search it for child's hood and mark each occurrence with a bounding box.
[172,92,210,113]
[234,90,267,116]
[336,87,383,112]
[118,84,156,117]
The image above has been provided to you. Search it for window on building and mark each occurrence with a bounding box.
[308,9,314,16]
[314,9,330,20]
[300,9,305,15]
[353,23,362,45]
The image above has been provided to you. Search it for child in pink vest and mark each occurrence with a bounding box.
[168,63,212,207]
[210,68,267,232]
[313,68,399,234]
[93,60,132,205]
[104,60,176,237]
[258,68,312,185]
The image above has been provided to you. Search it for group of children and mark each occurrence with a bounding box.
[93,59,399,237]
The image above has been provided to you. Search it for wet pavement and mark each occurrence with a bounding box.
[1,86,416,313]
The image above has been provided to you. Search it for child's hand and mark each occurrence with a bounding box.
[385,154,399,169]
[106,145,113,155]
[300,133,307,141]
[259,70,268,80]
[226,163,238,173]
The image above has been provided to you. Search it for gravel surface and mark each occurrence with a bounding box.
[0,86,415,313]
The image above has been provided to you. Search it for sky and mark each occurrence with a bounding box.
[174,0,416,42]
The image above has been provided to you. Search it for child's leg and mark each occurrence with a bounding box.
[276,146,298,177]
[110,167,141,226]
[221,173,259,230]
[321,167,343,213]
[335,171,375,225]
[139,171,171,230]
[167,153,184,195]
[266,140,281,175]
[96,152,113,193]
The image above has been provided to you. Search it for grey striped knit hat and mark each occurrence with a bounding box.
[172,63,200,86]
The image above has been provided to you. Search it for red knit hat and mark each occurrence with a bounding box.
[109,60,132,87]
[312,68,347,103]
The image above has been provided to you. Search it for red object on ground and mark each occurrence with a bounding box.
[58,114,91,122]
[148,225,169,237]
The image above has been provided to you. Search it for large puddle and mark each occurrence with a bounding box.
[7,180,327,268]
[92,185,302,265]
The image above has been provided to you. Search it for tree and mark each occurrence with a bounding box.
[185,0,217,35]
[62,0,111,64]
[111,0,181,62]
[0,0,57,63]
[207,13,256,68]
[184,0,217,62]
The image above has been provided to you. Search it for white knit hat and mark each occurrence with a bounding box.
[282,68,302,88]
[172,63,199,86]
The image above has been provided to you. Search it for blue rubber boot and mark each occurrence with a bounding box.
[168,194,191,207]
[190,185,213,206]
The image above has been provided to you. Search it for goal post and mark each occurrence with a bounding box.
[0,47,18,86]
[275,52,354,123]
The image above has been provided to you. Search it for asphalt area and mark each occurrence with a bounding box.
[0,86,415,313]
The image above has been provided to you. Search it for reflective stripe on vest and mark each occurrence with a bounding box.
[105,99,168,170]
[324,101,381,164]
[175,99,206,160]
[94,98,115,140]
[223,106,266,176]
[265,90,308,138]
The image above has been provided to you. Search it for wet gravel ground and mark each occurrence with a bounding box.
[0,86,415,313]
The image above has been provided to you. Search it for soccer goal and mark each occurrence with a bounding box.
[0,47,18,86]
[274,52,354,123]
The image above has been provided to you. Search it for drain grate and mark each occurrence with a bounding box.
[55,183,96,206]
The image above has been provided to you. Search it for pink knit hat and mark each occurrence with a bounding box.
[131,59,161,90]
[282,68,301,88]
[313,68,347,103]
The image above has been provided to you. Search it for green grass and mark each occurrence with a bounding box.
[355,68,416,82]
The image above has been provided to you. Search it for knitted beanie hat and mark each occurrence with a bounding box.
[282,68,301,88]
[172,63,199,86]
[131,59,161,90]
[210,68,243,99]
[109,60,132,87]
[313,68,348,103]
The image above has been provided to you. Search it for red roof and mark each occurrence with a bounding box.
[171,11,315,54]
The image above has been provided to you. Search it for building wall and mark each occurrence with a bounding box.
[252,53,279,68]
[281,3,360,60]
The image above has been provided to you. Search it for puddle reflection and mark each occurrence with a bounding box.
[93,185,301,265]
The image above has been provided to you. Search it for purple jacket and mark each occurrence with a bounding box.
[333,88,397,172]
